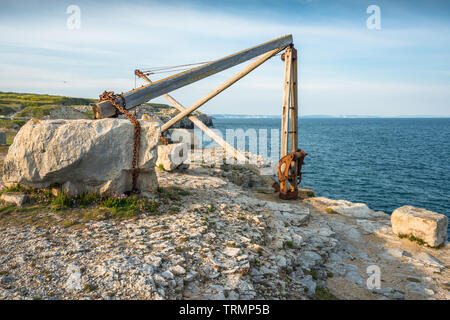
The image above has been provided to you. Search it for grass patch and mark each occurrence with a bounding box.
[14,105,60,118]
[84,109,94,119]
[52,192,72,209]
[299,189,315,198]
[0,205,17,216]
[0,184,27,194]
[0,119,26,130]
[0,104,17,115]
[83,283,97,293]
[157,186,190,201]
[284,240,294,249]
[0,91,95,110]
[398,233,443,249]
[76,192,100,207]
[325,208,338,214]
[314,286,338,300]
[63,218,77,228]
[310,269,319,280]
[0,92,96,120]
[0,184,161,229]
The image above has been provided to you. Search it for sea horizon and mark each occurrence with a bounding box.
[210,114,450,119]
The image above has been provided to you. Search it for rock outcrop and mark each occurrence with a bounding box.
[2,119,160,195]
[307,197,388,219]
[120,104,213,129]
[391,205,448,247]
[0,148,449,300]
[45,106,90,120]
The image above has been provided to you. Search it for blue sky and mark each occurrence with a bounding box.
[1,0,449,116]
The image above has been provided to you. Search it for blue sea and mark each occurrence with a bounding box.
[211,117,450,237]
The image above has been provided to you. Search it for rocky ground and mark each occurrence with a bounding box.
[0,149,448,300]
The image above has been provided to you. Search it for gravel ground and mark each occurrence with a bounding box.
[0,149,448,300]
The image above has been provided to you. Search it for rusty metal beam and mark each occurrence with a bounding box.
[161,46,284,132]
[93,34,293,119]
[136,71,249,163]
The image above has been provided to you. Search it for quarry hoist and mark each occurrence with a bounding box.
[93,35,306,199]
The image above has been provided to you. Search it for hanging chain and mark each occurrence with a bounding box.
[99,91,141,193]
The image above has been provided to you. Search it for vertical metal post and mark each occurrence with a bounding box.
[290,48,298,153]
[280,47,293,158]
[289,49,298,192]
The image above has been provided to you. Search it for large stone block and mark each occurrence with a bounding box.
[2,119,160,195]
[156,143,188,171]
[391,205,448,247]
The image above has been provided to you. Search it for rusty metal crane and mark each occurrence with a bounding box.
[93,35,306,198]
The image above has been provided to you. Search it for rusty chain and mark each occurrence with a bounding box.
[99,91,141,193]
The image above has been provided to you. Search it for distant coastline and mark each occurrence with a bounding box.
[211,114,450,119]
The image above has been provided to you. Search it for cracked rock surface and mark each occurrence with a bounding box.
[0,151,448,300]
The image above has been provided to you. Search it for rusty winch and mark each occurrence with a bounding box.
[273,149,307,200]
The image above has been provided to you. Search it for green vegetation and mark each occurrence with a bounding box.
[325,208,338,214]
[0,119,26,130]
[0,184,27,193]
[310,269,319,280]
[0,104,18,115]
[14,105,60,118]
[284,240,294,249]
[157,186,190,201]
[0,92,181,119]
[398,233,443,249]
[83,284,97,293]
[398,233,426,246]
[52,192,73,209]
[0,91,95,110]
[314,286,338,300]
[0,92,96,121]
[0,184,164,229]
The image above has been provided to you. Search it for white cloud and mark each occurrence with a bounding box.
[0,64,133,97]
[0,1,449,115]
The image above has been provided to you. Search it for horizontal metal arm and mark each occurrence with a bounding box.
[93,34,293,118]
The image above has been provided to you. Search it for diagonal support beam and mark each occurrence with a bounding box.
[136,72,248,163]
[160,46,285,133]
[93,34,293,119]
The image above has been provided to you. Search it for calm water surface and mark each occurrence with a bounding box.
[211,117,450,236]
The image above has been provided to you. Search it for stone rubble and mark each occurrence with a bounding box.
[0,192,28,207]
[0,149,448,300]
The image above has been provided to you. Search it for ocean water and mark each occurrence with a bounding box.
[210,117,450,237]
